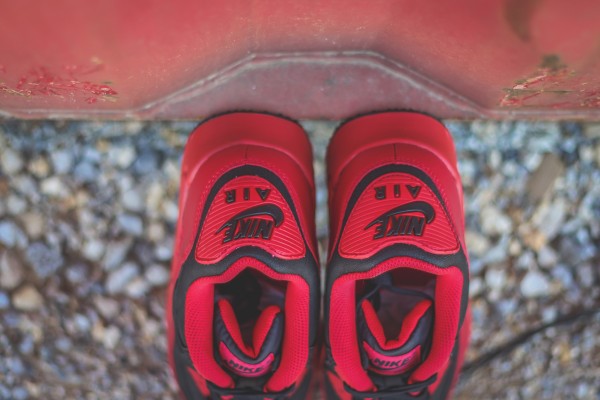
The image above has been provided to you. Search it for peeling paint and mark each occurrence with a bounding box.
[0,62,117,104]
[500,54,572,107]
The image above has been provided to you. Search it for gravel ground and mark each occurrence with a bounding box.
[0,119,599,399]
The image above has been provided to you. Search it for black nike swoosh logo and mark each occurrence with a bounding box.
[365,201,435,230]
[216,204,284,234]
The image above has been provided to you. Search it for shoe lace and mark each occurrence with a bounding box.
[343,375,436,400]
[207,382,294,400]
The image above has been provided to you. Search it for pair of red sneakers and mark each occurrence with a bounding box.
[166,112,471,399]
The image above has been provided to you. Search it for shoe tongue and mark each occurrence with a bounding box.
[214,299,283,379]
[358,295,433,377]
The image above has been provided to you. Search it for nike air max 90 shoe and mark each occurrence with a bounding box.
[324,112,471,400]
[167,113,320,399]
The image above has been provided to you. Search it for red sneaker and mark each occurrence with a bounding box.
[324,112,471,400]
[167,113,320,399]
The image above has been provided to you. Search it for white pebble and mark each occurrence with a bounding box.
[106,262,139,294]
[0,220,27,248]
[481,206,513,236]
[103,325,121,350]
[82,239,106,262]
[93,296,120,319]
[537,246,558,268]
[117,213,143,236]
[51,149,74,174]
[145,264,170,287]
[41,176,67,198]
[125,277,150,298]
[6,195,27,215]
[121,189,144,212]
[111,146,136,169]
[486,268,507,291]
[1,148,23,174]
[520,271,550,298]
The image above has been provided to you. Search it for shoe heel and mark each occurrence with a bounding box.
[327,111,460,192]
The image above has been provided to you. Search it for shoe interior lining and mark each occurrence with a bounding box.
[215,269,287,346]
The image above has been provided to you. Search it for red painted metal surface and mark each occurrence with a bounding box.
[1,0,600,119]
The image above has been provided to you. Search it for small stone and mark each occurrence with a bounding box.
[121,189,144,212]
[163,159,180,184]
[154,244,173,261]
[579,145,595,163]
[522,229,547,252]
[103,325,121,350]
[146,182,165,215]
[524,152,542,171]
[50,149,73,174]
[0,250,23,289]
[469,278,483,297]
[481,234,510,265]
[6,194,27,215]
[481,206,513,236]
[106,262,139,294]
[73,313,91,333]
[145,264,169,287]
[465,230,490,257]
[583,122,600,138]
[532,198,567,241]
[497,298,518,317]
[0,220,27,248]
[19,212,45,239]
[124,121,143,135]
[40,176,67,198]
[1,148,23,174]
[516,251,536,270]
[146,222,165,242]
[0,291,9,309]
[552,264,574,290]
[11,387,28,400]
[577,263,595,288]
[537,246,558,268]
[542,307,557,323]
[508,238,522,256]
[133,150,159,174]
[520,271,551,298]
[93,296,120,320]
[73,161,98,183]
[125,277,150,298]
[28,156,50,178]
[163,200,179,223]
[116,213,143,236]
[102,239,132,271]
[82,239,105,262]
[111,146,136,168]
[55,337,72,352]
[25,242,64,279]
[66,263,89,285]
[12,286,43,311]
[485,268,507,291]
